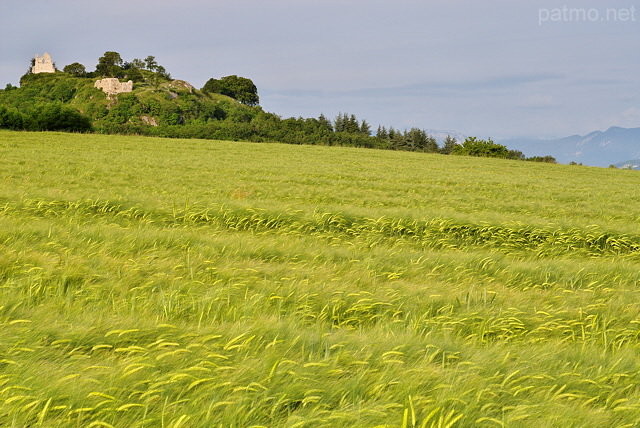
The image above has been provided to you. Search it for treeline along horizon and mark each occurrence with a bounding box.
[0,51,556,162]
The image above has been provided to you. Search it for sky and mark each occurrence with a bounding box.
[1,0,639,139]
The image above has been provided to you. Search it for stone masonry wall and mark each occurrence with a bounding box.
[32,53,55,74]
[94,78,134,95]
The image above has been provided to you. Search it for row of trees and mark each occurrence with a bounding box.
[48,52,171,83]
[0,104,92,132]
[88,99,555,162]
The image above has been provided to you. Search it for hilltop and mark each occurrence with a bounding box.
[0,69,258,135]
[0,55,395,149]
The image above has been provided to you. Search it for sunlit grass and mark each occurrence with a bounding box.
[1,130,640,426]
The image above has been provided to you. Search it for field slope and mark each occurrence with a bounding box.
[1,130,640,427]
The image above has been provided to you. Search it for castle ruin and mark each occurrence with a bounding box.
[32,53,55,74]
[94,78,133,95]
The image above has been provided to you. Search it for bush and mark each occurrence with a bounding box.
[202,75,259,106]
[452,137,510,158]
[527,155,557,163]
[0,105,25,130]
[26,104,92,132]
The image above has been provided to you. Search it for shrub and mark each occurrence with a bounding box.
[0,105,25,130]
[452,137,510,158]
[26,104,92,132]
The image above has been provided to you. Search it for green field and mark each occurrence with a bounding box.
[1,130,640,427]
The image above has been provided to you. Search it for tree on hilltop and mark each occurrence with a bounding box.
[63,62,87,76]
[202,75,259,106]
[144,56,158,72]
[96,51,123,77]
[131,58,145,69]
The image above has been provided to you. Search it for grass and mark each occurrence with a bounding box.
[1,130,640,427]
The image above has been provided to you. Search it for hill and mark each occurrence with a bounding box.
[0,69,390,149]
[0,59,556,160]
[1,130,640,426]
[0,71,256,133]
[502,126,640,167]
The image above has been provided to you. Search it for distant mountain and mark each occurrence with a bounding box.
[424,129,468,145]
[500,127,640,167]
[614,159,640,170]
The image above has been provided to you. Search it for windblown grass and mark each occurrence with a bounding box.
[1,130,640,427]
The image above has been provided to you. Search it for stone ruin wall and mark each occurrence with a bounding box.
[32,53,55,74]
[94,78,133,95]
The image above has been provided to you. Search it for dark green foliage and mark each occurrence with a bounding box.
[63,63,87,76]
[440,135,458,154]
[0,105,25,130]
[96,51,123,77]
[102,94,140,125]
[155,66,171,80]
[452,137,510,158]
[202,75,259,106]
[0,104,91,132]
[527,155,557,163]
[334,113,362,134]
[507,149,526,160]
[26,104,93,132]
[374,125,438,152]
[403,128,438,152]
[121,65,144,82]
[131,58,145,69]
[317,114,333,132]
[144,56,158,71]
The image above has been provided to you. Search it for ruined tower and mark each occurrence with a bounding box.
[32,53,56,74]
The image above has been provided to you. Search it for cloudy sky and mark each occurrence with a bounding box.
[1,0,638,139]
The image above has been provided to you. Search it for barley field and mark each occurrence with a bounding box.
[1,130,640,427]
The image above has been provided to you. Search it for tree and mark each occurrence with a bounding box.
[347,114,359,133]
[123,66,144,82]
[202,75,259,106]
[0,106,25,130]
[333,112,345,132]
[156,65,171,80]
[63,62,86,76]
[131,58,145,69]
[440,135,458,154]
[144,56,158,71]
[376,125,388,139]
[96,51,123,77]
[506,149,525,160]
[527,155,557,163]
[26,104,92,132]
[360,119,371,136]
[318,114,333,132]
[202,78,224,94]
[452,136,509,158]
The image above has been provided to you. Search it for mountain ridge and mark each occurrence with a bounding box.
[500,126,640,167]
